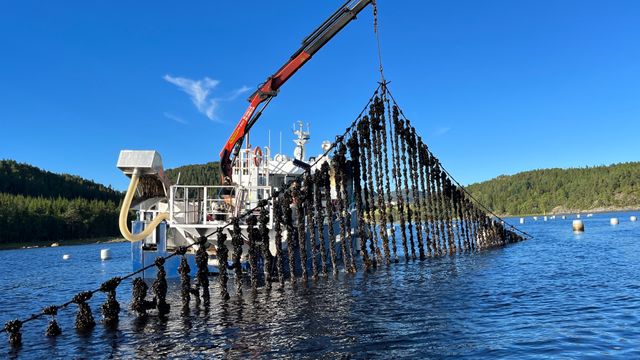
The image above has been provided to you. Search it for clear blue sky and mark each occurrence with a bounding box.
[1,0,638,190]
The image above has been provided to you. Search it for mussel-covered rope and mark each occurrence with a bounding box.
[312,171,329,276]
[390,105,410,261]
[382,93,399,262]
[404,119,426,260]
[397,116,416,260]
[347,134,371,269]
[357,116,378,266]
[320,162,339,275]
[230,219,244,295]
[283,189,298,284]
[176,246,195,310]
[43,305,61,337]
[246,215,259,291]
[195,237,210,307]
[304,174,320,280]
[334,143,356,273]
[100,277,121,327]
[292,181,309,281]
[258,201,272,289]
[152,257,170,316]
[370,96,392,265]
[73,291,96,331]
[416,137,434,257]
[273,196,286,287]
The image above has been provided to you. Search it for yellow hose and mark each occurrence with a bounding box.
[119,173,170,242]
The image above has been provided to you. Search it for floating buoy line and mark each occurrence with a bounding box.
[1,84,531,348]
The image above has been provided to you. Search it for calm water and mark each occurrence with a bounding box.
[1,211,639,359]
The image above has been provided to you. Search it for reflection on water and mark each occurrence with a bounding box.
[1,211,639,358]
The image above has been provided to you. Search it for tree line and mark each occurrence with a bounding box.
[165,162,221,186]
[467,162,640,216]
[0,160,123,244]
[0,160,224,244]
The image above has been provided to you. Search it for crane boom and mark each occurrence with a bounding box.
[219,0,374,180]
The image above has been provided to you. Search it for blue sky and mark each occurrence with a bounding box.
[1,0,638,190]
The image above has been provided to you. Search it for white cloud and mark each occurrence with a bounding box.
[163,75,250,122]
[163,112,187,124]
[434,126,451,136]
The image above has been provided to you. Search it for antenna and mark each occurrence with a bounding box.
[279,131,282,154]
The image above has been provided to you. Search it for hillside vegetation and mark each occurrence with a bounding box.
[0,160,122,244]
[467,162,640,216]
[165,162,221,186]
[0,160,223,245]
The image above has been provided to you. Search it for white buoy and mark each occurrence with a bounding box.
[572,220,584,232]
[62,254,71,260]
[100,248,112,260]
[543,216,548,221]
[533,216,538,221]
[576,214,581,219]
[610,218,619,225]
[520,217,525,224]
[562,215,566,220]
[631,216,638,222]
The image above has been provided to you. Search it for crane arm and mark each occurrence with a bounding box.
[219,0,374,180]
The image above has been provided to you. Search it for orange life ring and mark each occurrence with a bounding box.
[254,147,263,166]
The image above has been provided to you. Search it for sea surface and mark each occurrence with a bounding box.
[1,211,639,359]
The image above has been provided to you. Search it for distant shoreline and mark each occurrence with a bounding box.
[499,206,640,218]
[0,237,127,251]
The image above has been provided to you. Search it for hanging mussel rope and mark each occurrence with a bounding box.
[2,84,531,348]
[416,136,434,257]
[320,162,339,275]
[360,115,382,265]
[177,246,195,310]
[258,201,272,289]
[152,257,170,317]
[246,215,260,291]
[215,233,230,300]
[43,306,61,337]
[370,97,391,265]
[195,237,211,307]
[304,174,320,279]
[333,143,356,273]
[382,96,399,262]
[347,134,371,269]
[404,119,426,260]
[230,219,244,295]
[100,277,121,327]
[389,105,410,261]
[273,196,286,286]
[73,291,96,331]
[312,170,329,276]
[283,188,298,284]
[293,181,310,281]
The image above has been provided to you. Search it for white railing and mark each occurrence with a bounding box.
[169,185,273,228]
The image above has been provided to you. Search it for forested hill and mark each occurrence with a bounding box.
[0,160,122,244]
[467,162,640,216]
[0,160,121,202]
[165,162,221,186]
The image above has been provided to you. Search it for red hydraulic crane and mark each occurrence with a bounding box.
[219,0,374,181]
